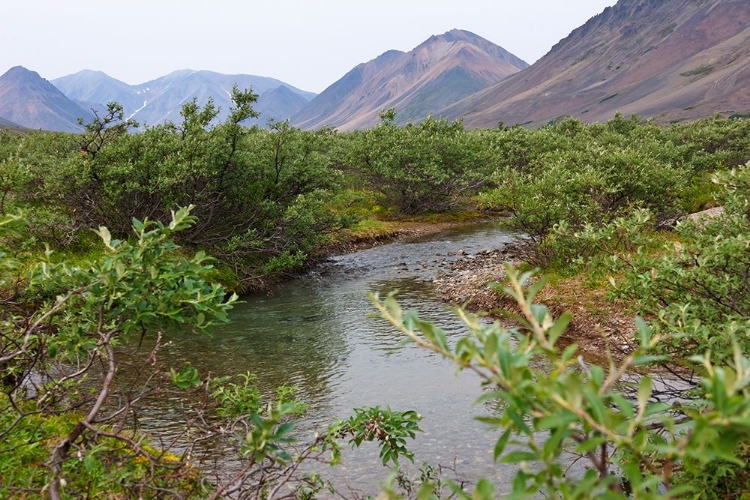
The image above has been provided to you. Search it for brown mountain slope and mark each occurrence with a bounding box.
[0,66,92,132]
[445,0,750,127]
[293,29,528,131]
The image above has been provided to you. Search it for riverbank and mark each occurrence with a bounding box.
[405,206,728,358]
[431,239,637,359]
[323,212,493,255]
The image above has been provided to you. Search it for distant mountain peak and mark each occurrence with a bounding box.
[0,66,92,132]
[2,65,43,83]
[293,29,528,130]
[428,29,485,44]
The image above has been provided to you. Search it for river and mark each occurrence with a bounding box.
[143,222,522,495]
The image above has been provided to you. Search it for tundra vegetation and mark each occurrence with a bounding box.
[1,88,749,498]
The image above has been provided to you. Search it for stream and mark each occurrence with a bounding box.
[143,222,522,494]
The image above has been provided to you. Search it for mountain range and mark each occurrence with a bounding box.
[51,69,316,128]
[2,0,750,133]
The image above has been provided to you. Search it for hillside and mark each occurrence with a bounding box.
[292,29,528,131]
[53,70,316,127]
[444,0,750,127]
[0,115,24,129]
[0,66,92,132]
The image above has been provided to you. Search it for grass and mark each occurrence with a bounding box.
[393,210,486,224]
[346,218,400,239]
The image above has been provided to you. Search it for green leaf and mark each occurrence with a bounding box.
[543,425,570,460]
[583,388,608,424]
[525,276,548,304]
[547,312,571,345]
[637,376,652,413]
[536,411,578,430]
[95,225,113,250]
[635,316,651,347]
[472,478,495,500]
[560,342,579,362]
[500,450,538,464]
[493,428,511,461]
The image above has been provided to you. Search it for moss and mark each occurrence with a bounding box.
[392,210,486,224]
[0,397,206,498]
[346,218,400,239]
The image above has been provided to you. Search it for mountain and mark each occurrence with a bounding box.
[292,29,528,131]
[0,66,92,132]
[444,0,750,127]
[51,70,144,113]
[256,85,311,123]
[53,70,316,127]
[0,115,24,129]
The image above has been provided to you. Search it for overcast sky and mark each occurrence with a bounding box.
[1,1,617,93]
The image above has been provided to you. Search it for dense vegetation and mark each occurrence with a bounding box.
[3,96,748,290]
[1,90,750,498]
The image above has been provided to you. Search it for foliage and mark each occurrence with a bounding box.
[399,163,749,497]
[4,109,750,286]
[1,208,426,499]
[210,371,308,419]
[329,406,422,466]
[379,462,466,500]
[78,102,139,160]
[0,207,237,498]
[348,110,487,214]
[567,166,750,368]
[0,397,205,499]
[0,130,82,247]
[1,92,347,286]
[477,116,692,266]
[371,265,750,498]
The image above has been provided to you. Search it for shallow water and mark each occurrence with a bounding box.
[141,223,523,494]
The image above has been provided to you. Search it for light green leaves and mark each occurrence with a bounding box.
[94,225,114,250]
[373,265,750,498]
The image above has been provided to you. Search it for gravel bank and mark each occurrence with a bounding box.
[432,241,636,359]
[433,245,523,312]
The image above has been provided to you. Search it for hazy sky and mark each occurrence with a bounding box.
[1,1,617,93]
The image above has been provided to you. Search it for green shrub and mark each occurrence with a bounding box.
[372,264,750,498]
[348,110,486,215]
